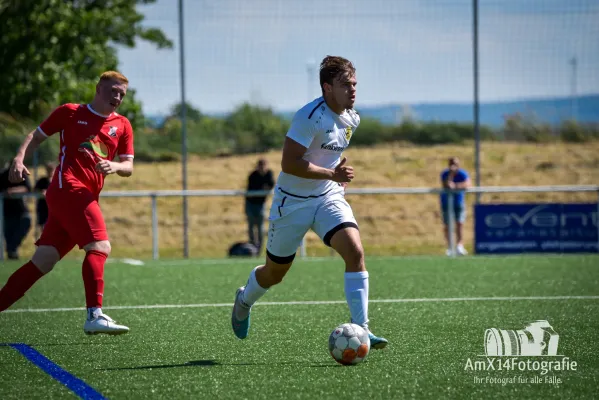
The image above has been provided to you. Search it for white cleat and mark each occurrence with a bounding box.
[83,313,129,336]
[456,244,468,256]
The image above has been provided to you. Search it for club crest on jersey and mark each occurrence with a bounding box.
[108,126,118,137]
[345,126,352,141]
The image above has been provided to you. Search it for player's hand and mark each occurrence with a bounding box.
[95,160,120,176]
[332,157,354,183]
[8,158,30,183]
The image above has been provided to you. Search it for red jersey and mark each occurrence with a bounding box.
[38,103,134,196]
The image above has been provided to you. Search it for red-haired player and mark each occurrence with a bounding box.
[0,71,134,335]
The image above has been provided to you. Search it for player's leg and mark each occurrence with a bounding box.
[314,195,388,349]
[232,193,312,339]
[59,196,128,335]
[455,206,467,255]
[441,205,452,256]
[0,212,71,312]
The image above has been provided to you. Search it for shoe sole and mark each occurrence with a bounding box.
[232,288,249,339]
[84,330,129,336]
[371,341,388,350]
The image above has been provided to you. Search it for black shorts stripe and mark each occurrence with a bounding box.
[266,250,296,265]
[278,187,332,199]
[323,222,359,247]
[277,196,287,217]
[308,100,325,119]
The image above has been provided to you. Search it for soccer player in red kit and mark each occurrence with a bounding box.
[0,71,134,335]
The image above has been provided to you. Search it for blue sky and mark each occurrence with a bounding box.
[116,0,599,115]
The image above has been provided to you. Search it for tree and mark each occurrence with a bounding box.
[0,0,173,129]
[225,103,289,153]
[169,102,204,123]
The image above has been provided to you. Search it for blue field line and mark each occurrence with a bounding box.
[7,343,106,400]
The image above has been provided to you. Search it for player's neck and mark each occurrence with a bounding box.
[88,101,112,117]
[323,96,345,115]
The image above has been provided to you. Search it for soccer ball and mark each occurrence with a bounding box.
[328,323,370,365]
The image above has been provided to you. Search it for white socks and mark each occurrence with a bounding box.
[344,271,369,328]
[87,307,102,320]
[241,267,268,308]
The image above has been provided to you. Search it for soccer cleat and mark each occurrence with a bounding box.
[83,313,129,335]
[368,332,389,350]
[231,286,251,339]
[456,244,468,256]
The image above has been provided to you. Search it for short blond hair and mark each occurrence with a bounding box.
[99,71,129,85]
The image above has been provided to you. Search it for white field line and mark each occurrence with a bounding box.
[4,295,599,314]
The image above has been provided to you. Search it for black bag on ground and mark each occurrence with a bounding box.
[228,242,259,257]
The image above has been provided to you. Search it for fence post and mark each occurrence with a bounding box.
[151,194,159,260]
[300,236,307,258]
[447,190,456,257]
[0,194,4,261]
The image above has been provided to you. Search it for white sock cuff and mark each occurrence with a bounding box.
[344,271,369,280]
[249,266,267,290]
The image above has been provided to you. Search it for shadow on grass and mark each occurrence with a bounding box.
[99,359,349,370]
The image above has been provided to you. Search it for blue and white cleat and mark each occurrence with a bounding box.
[231,286,251,339]
[368,332,389,349]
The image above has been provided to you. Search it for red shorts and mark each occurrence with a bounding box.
[36,187,109,259]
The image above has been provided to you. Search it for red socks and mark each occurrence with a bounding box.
[82,250,107,309]
[0,261,44,312]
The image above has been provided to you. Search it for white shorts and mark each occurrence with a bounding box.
[266,187,358,263]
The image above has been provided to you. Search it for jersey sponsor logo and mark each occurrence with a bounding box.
[345,126,353,141]
[108,126,118,137]
[321,143,346,152]
[78,120,88,125]
[79,135,109,159]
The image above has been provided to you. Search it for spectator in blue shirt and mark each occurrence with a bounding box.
[440,157,471,256]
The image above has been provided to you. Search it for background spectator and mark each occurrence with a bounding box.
[245,159,274,253]
[34,162,57,231]
[0,161,32,260]
[440,156,471,256]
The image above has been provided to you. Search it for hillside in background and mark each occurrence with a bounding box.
[147,94,599,127]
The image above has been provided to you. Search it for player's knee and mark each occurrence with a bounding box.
[84,240,111,255]
[31,246,60,274]
[263,258,293,286]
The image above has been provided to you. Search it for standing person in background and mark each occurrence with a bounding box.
[0,161,32,260]
[245,159,275,253]
[34,162,57,232]
[440,157,471,256]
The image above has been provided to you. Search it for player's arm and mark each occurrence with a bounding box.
[95,156,134,177]
[9,129,48,183]
[281,137,353,183]
[454,172,471,189]
[115,157,134,177]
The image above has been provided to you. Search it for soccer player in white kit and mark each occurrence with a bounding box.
[231,56,388,349]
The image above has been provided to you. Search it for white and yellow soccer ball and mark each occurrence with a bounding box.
[328,323,370,365]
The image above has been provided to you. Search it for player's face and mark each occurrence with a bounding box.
[332,73,357,109]
[97,79,128,113]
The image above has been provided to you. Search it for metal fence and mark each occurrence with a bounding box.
[2,185,597,261]
[115,0,599,256]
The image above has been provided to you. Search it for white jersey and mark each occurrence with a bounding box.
[275,97,360,198]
